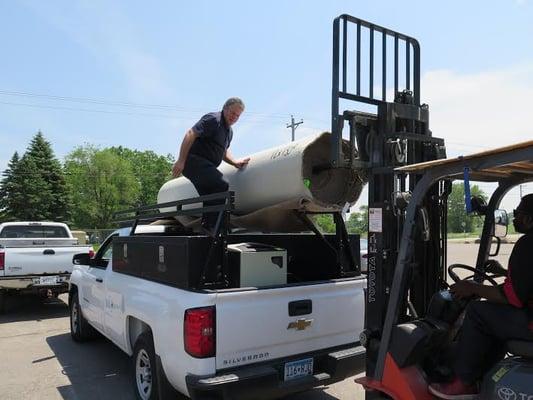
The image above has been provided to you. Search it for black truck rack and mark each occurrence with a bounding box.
[113,191,235,289]
[112,191,362,291]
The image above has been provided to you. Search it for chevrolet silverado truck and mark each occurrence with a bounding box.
[0,221,93,312]
[69,222,366,400]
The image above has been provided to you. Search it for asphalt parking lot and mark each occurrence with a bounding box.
[0,297,365,400]
[0,242,514,400]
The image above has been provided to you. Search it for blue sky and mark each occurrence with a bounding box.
[1,0,532,209]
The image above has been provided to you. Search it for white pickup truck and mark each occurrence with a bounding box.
[0,221,93,312]
[69,223,366,400]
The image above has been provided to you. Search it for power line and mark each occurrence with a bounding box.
[0,89,291,120]
[0,89,335,128]
[0,99,330,128]
[0,100,183,119]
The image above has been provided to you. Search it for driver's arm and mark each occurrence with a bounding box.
[451,281,507,303]
[471,283,507,304]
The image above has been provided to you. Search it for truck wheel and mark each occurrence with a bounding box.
[70,292,96,342]
[133,332,159,400]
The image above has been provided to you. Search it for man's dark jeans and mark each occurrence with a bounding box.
[183,154,229,229]
[455,300,533,384]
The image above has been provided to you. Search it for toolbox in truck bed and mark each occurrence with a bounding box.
[111,233,360,290]
[112,235,219,289]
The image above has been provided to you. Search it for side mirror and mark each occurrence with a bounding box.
[73,253,92,266]
[493,209,508,238]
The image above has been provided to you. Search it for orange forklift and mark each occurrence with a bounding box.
[328,15,533,400]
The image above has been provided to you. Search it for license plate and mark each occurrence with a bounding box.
[284,358,313,381]
[37,276,58,285]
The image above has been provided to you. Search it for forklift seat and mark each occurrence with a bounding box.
[506,340,533,358]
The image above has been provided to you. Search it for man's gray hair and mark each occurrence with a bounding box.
[223,97,245,111]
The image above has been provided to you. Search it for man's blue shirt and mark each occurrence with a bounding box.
[189,112,233,166]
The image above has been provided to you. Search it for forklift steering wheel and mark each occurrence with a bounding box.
[448,263,499,286]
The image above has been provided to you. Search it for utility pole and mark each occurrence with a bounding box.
[286,115,303,142]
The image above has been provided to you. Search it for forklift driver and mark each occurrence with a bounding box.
[172,97,250,233]
[429,193,533,399]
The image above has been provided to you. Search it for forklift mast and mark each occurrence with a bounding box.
[329,15,447,388]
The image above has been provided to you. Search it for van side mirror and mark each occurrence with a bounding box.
[73,253,92,266]
[493,209,508,238]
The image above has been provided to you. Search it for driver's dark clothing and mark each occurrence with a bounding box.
[455,231,533,384]
[502,232,533,326]
[455,302,533,384]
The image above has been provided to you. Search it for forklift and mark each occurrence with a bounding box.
[328,15,533,400]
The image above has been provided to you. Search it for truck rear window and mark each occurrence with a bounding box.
[0,225,69,238]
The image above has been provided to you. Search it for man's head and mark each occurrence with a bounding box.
[513,193,533,233]
[222,97,245,126]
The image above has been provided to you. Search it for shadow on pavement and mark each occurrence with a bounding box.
[47,332,135,400]
[0,293,69,323]
[46,332,344,400]
[285,388,343,399]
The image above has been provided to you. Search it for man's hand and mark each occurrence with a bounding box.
[234,157,250,169]
[450,281,477,300]
[172,160,185,178]
[484,259,507,276]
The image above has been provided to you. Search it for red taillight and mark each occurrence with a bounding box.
[184,306,215,358]
[0,250,4,271]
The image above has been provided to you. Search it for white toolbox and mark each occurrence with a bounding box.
[227,243,287,287]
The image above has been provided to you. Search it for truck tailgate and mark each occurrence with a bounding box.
[214,278,365,370]
[2,246,90,276]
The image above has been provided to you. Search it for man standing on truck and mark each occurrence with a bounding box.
[429,193,533,399]
[172,97,250,232]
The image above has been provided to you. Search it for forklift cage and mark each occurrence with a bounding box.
[374,141,533,380]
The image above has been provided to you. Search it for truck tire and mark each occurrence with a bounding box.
[133,331,160,400]
[70,292,96,342]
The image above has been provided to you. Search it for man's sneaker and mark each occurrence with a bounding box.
[428,378,478,400]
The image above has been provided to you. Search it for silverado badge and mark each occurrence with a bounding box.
[287,318,313,331]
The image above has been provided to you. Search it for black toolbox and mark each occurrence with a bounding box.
[112,235,219,289]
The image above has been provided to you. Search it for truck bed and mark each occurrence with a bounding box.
[214,277,366,370]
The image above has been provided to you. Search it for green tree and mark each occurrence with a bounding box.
[447,183,487,233]
[25,132,70,220]
[110,147,173,205]
[346,205,368,235]
[0,132,69,221]
[0,152,23,220]
[312,214,335,233]
[65,146,140,228]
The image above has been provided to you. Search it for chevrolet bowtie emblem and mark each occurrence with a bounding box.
[287,318,313,331]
